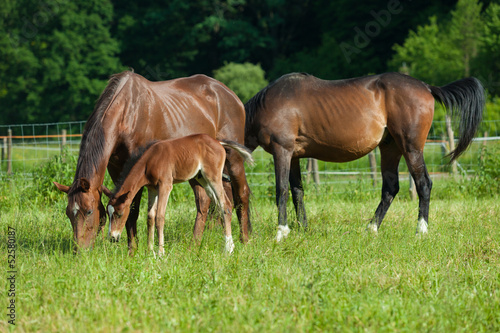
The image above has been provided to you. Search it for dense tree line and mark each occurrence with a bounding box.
[1,0,498,124]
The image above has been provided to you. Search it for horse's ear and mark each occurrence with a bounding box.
[53,182,70,193]
[101,185,113,198]
[79,178,91,192]
[117,191,130,204]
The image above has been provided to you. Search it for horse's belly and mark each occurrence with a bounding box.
[294,126,385,162]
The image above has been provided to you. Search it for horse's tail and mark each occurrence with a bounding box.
[429,77,485,162]
[220,141,255,166]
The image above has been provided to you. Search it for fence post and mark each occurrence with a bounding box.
[306,158,320,185]
[445,115,458,175]
[61,129,67,154]
[7,129,12,174]
[1,137,5,165]
[368,150,377,187]
[480,131,488,161]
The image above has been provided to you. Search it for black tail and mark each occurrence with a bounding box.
[429,77,485,162]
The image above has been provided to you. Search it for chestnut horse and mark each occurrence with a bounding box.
[103,134,254,256]
[54,71,251,253]
[244,72,484,240]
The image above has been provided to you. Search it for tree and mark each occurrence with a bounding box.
[390,0,484,86]
[474,3,500,96]
[0,0,122,124]
[213,62,268,103]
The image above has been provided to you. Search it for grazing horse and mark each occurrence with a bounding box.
[103,134,254,256]
[54,71,252,253]
[244,72,484,240]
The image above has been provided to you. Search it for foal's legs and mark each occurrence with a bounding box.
[289,158,307,229]
[403,151,432,234]
[367,138,403,232]
[155,183,172,256]
[272,143,293,241]
[146,186,159,252]
[225,148,252,243]
[190,179,211,243]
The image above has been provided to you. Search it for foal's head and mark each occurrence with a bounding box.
[103,187,131,242]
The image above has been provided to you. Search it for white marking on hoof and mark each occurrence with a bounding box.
[366,223,378,233]
[416,218,428,235]
[225,235,235,254]
[276,225,290,242]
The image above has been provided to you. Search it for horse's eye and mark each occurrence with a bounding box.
[87,210,93,216]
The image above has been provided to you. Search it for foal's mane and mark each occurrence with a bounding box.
[244,72,311,134]
[112,141,158,195]
[72,71,132,189]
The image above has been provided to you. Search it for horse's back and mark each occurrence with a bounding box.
[246,72,435,161]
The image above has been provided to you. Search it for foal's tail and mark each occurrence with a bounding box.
[220,141,255,166]
[429,77,485,162]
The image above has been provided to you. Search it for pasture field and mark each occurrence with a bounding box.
[1,178,499,332]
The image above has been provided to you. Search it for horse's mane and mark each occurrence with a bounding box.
[72,71,133,189]
[244,72,311,135]
[112,141,158,195]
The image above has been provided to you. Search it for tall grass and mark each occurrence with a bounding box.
[1,179,499,332]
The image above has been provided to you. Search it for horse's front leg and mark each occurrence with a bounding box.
[272,143,293,242]
[289,158,307,229]
[147,186,159,253]
[125,187,143,256]
[155,183,172,257]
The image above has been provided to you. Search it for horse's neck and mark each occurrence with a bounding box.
[119,160,149,200]
[74,122,118,188]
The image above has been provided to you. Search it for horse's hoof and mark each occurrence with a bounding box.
[276,225,290,242]
[225,236,235,254]
[366,223,378,233]
[415,218,428,235]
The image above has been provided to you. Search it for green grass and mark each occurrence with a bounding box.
[1,185,499,332]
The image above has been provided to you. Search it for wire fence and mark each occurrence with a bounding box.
[1,120,499,193]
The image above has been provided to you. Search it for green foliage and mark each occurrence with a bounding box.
[474,3,500,96]
[390,0,500,91]
[213,62,268,103]
[31,146,78,203]
[470,144,500,197]
[0,0,122,124]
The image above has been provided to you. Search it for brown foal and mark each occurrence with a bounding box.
[103,134,253,256]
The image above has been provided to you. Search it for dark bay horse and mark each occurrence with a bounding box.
[244,72,484,240]
[53,71,252,253]
[103,134,254,256]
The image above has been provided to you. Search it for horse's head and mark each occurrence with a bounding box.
[54,178,106,252]
[103,189,131,243]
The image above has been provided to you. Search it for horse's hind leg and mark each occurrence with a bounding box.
[367,137,402,232]
[147,186,159,253]
[403,151,432,234]
[273,143,293,241]
[289,158,307,229]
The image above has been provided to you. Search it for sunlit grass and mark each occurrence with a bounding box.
[1,189,499,332]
